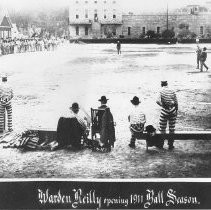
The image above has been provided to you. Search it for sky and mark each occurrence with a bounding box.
[0,0,210,13]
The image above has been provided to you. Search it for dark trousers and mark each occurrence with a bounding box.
[200,60,208,71]
[130,130,143,146]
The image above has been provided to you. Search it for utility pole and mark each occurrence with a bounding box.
[167,4,169,31]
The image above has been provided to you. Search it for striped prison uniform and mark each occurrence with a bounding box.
[0,84,13,133]
[157,86,178,146]
[0,101,12,133]
[129,105,146,146]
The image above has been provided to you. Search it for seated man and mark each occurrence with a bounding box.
[56,103,91,149]
[128,96,146,148]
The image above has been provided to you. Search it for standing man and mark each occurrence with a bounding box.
[200,47,209,72]
[156,81,178,150]
[0,76,13,133]
[196,45,202,69]
[116,40,121,55]
[128,96,146,148]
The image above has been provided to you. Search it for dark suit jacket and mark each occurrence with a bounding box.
[57,117,84,147]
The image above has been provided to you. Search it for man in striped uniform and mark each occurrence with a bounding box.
[128,96,146,148]
[156,81,178,150]
[0,76,13,133]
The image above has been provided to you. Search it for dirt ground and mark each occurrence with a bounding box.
[0,43,210,178]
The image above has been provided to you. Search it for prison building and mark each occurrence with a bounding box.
[69,0,123,39]
[122,4,211,39]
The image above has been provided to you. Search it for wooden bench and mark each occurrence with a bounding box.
[28,129,211,150]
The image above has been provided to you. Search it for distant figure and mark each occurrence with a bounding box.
[196,45,202,69]
[156,81,178,150]
[196,38,199,44]
[128,96,146,148]
[116,41,121,55]
[200,47,209,72]
[0,76,13,133]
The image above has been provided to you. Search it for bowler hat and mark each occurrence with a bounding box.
[98,96,109,102]
[70,102,79,111]
[131,96,140,105]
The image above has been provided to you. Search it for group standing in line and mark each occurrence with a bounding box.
[0,37,62,56]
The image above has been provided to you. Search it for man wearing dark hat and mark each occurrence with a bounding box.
[0,76,13,133]
[98,96,109,110]
[156,81,178,150]
[69,102,91,131]
[96,96,110,130]
[128,96,146,148]
[200,47,208,72]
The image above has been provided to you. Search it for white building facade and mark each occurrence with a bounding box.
[69,0,122,39]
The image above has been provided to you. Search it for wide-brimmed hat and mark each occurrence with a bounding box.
[131,96,140,105]
[70,102,79,111]
[98,96,109,102]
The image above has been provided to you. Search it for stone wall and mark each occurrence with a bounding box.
[122,13,211,38]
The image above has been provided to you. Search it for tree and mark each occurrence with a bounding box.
[177,29,196,39]
[146,30,156,39]
[161,29,175,39]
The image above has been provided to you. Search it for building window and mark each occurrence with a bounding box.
[200,26,204,34]
[113,9,116,19]
[94,0,97,3]
[104,9,107,19]
[104,0,106,3]
[94,9,98,21]
[157,27,160,34]
[85,9,88,18]
[85,0,88,3]
[85,27,88,35]
[113,0,116,3]
[113,28,116,36]
[76,14,79,19]
[186,25,189,30]
[142,27,145,35]
[128,27,131,36]
[76,26,79,35]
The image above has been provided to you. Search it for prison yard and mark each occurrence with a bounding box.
[0,43,211,178]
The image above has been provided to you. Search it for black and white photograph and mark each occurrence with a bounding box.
[0,0,211,208]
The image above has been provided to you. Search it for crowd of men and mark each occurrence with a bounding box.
[0,37,61,56]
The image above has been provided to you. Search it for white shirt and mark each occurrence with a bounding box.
[129,105,146,125]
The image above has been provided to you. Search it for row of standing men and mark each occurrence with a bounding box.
[0,38,61,56]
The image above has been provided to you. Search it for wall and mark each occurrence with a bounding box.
[122,13,211,38]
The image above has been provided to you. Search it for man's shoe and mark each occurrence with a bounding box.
[168,145,175,150]
[129,143,135,149]
[206,68,209,71]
